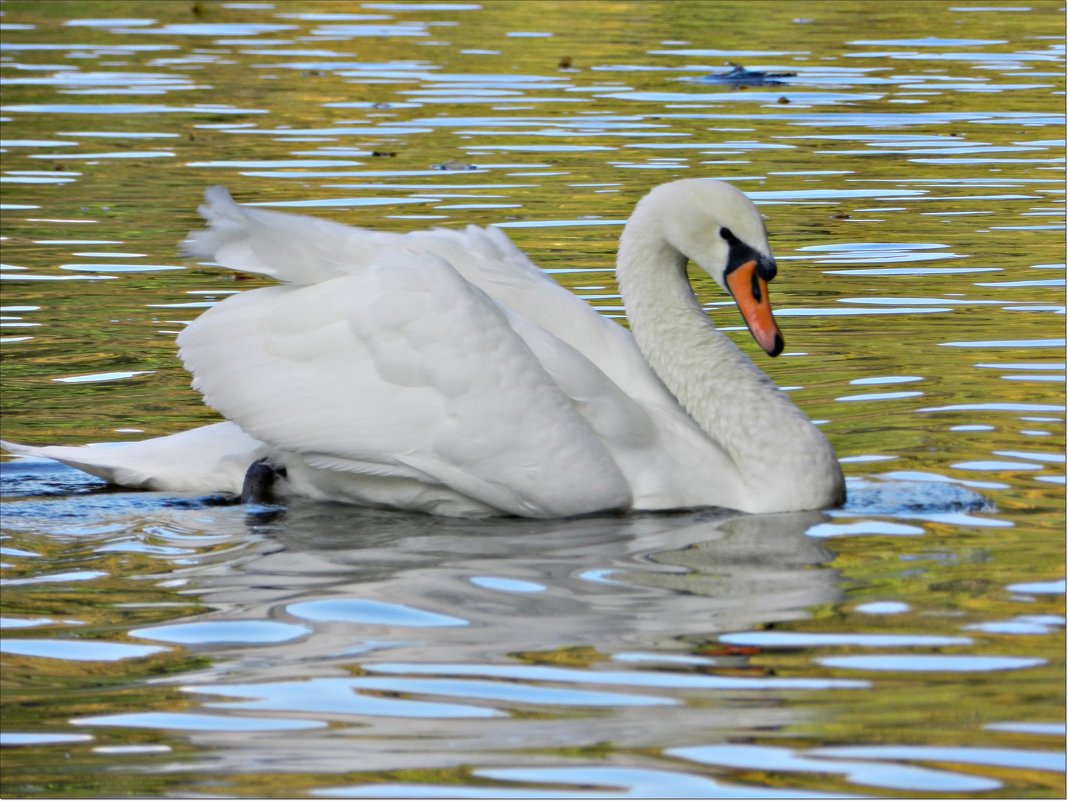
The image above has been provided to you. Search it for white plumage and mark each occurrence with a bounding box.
[3,180,845,517]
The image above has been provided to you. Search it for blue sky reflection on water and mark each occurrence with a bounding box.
[0,0,1064,797]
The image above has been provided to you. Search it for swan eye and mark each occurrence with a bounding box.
[719,227,736,242]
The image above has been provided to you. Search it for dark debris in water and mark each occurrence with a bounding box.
[431,160,479,171]
[697,63,798,87]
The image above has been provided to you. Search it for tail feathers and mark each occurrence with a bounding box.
[0,439,33,456]
[1,423,267,494]
[2,439,154,487]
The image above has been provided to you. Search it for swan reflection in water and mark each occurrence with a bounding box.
[159,501,845,770]
[235,502,841,651]
[0,472,844,769]
[2,455,841,667]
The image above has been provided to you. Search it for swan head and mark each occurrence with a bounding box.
[643,179,784,357]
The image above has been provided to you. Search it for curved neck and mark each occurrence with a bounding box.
[616,209,834,494]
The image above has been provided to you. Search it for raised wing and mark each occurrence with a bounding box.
[182,186,403,285]
[182,188,668,410]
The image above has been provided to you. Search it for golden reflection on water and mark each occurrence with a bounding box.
[0,0,1064,797]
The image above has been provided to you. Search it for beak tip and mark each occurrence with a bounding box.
[766,333,784,357]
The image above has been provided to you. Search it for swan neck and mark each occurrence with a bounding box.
[617,216,763,429]
[616,211,824,482]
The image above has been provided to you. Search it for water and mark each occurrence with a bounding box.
[1,0,1064,797]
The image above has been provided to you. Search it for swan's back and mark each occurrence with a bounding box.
[184,189,670,409]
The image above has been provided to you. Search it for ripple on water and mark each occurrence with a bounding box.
[0,638,168,661]
[70,711,323,731]
[51,371,155,383]
[287,598,468,627]
[965,615,1064,635]
[364,663,868,690]
[817,655,1046,672]
[0,616,75,628]
[64,19,156,27]
[814,745,1066,774]
[719,631,972,648]
[855,601,911,615]
[0,103,267,115]
[940,338,1066,349]
[806,520,925,538]
[187,678,502,719]
[129,620,311,645]
[1007,579,1066,595]
[1,570,109,585]
[0,732,94,747]
[986,722,1066,736]
[320,765,853,799]
[669,743,1002,793]
[469,576,546,592]
[58,264,183,273]
[349,677,674,707]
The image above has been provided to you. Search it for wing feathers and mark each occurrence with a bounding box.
[178,253,632,517]
[183,186,400,284]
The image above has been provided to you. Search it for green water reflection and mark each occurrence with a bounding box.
[1,0,1064,797]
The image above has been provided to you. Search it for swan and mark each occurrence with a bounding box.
[1,179,845,517]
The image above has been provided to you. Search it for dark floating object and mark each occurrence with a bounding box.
[431,160,479,171]
[700,63,798,87]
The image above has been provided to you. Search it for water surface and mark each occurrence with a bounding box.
[1,1,1064,797]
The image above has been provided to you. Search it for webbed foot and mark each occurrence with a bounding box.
[241,458,287,504]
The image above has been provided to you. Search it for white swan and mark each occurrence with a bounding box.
[2,179,845,517]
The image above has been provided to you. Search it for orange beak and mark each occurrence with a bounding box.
[725,259,784,357]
